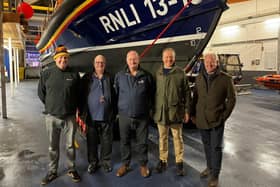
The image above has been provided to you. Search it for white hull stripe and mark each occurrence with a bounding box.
[69,33,206,53]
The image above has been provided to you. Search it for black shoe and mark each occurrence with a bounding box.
[88,162,99,174]
[200,168,211,178]
[103,163,112,173]
[41,172,57,185]
[208,176,219,187]
[176,162,184,176]
[155,160,167,173]
[67,170,81,183]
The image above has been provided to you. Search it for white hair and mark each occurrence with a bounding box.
[203,49,218,62]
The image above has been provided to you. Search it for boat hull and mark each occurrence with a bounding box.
[38,0,228,74]
[256,75,280,90]
[45,39,204,73]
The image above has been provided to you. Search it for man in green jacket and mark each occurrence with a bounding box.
[153,48,191,176]
[192,53,236,187]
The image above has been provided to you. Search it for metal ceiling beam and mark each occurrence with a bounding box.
[25,0,40,4]
[3,2,54,12]
[228,0,250,3]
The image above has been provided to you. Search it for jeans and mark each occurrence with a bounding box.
[200,124,225,177]
[45,114,77,173]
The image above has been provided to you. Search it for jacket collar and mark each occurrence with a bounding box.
[158,65,178,75]
[124,65,145,77]
[202,67,220,81]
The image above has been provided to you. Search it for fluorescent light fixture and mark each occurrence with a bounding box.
[264,18,280,25]
[220,25,240,32]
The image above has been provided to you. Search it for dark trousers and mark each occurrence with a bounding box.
[86,121,112,165]
[200,124,225,177]
[118,115,148,166]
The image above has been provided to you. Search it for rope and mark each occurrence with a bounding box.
[140,0,193,58]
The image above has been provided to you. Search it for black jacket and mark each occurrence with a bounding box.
[38,66,80,119]
[114,67,154,118]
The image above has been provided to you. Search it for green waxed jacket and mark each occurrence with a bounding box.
[193,70,236,129]
[153,65,191,125]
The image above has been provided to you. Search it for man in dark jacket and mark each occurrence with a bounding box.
[153,48,191,176]
[79,55,115,174]
[38,45,81,185]
[114,50,154,178]
[193,53,236,187]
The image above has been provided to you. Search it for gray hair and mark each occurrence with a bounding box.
[203,52,218,62]
[93,55,106,63]
[162,48,176,57]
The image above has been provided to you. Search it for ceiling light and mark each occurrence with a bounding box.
[220,25,240,32]
[264,18,280,25]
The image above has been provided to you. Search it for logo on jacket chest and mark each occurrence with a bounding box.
[137,79,145,84]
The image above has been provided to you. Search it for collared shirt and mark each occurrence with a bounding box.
[87,74,110,121]
[163,68,172,75]
[203,68,219,92]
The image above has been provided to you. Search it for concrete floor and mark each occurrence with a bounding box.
[0,80,279,187]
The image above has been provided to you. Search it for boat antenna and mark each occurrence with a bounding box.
[140,0,193,58]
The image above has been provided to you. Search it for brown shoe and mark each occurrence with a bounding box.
[140,165,150,178]
[116,164,130,177]
[200,168,210,178]
[208,176,219,187]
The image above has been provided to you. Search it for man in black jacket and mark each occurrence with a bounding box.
[38,45,81,185]
[114,50,154,178]
[79,55,115,174]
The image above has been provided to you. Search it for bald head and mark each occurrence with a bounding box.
[126,50,140,72]
[93,55,106,74]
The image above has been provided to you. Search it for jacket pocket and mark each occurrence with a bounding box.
[153,106,162,122]
[168,105,177,122]
[205,107,223,123]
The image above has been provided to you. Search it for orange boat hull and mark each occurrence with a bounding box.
[256,74,280,90]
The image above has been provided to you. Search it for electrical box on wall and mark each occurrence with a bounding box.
[251,59,260,65]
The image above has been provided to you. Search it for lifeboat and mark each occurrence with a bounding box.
[37,0,228,74]
[256,74,280,90]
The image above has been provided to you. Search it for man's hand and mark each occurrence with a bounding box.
[191,116,196,124]
[76,109,80,120]
[184,113,190,123]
